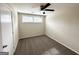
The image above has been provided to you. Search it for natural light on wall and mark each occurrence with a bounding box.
[22,14,43,23]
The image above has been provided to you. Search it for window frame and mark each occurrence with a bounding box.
[22,14,43,23]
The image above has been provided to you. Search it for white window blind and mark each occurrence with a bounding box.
[22,14,43,23]
[22,15,33,22]
[33,16,42,23]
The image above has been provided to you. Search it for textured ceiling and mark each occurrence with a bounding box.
[11,3,47,15]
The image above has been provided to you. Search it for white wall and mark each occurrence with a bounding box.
[18,13,45,39]
[46,4,79,54]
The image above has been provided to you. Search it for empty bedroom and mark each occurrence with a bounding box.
[0,3,79,55]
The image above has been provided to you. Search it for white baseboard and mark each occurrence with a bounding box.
[19,34,45,39]
[46,34,79,54]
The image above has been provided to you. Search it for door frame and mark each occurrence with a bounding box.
[0,9,3,52]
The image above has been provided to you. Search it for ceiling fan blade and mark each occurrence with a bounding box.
[41,3,51,10]
[44,9,55,11]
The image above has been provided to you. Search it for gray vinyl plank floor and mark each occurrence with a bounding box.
[14,35,77,55]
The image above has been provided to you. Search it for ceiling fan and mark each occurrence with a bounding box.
[40,3,54,14]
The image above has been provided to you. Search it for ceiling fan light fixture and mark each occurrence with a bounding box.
[43,11,45,14]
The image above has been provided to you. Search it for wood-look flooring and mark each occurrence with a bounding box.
[14,35,77,55]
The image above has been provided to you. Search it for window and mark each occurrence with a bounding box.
[33,16,42,23]
[1,11,11,23]
[22,15,33,22]
[22,14,43,23]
